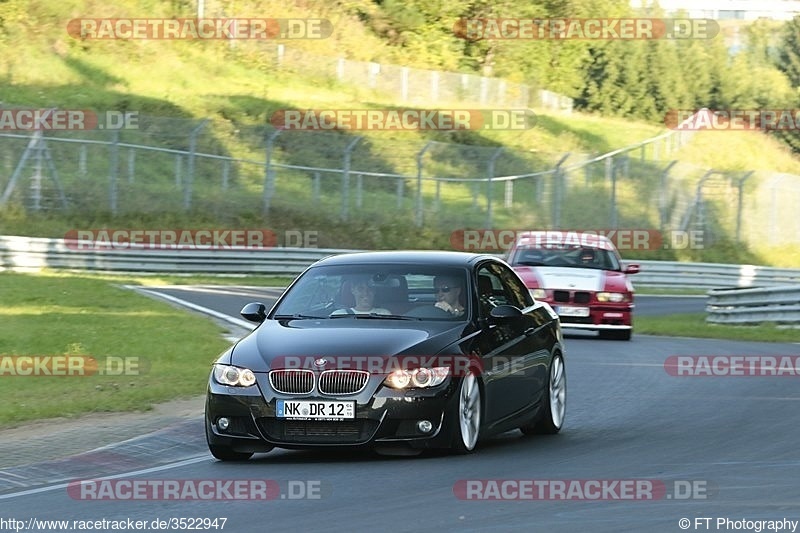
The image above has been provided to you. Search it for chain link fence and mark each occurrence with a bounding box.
[2,108,800,251]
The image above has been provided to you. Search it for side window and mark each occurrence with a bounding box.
[494,263,533,309]
[476,265,506,316]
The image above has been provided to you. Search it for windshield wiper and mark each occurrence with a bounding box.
[514,261,546,266]
[273,313,326,320]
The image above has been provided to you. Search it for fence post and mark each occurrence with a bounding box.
[185,119,208,211]
[659,161,678,232]
[356,173,363,209]
[128,149,135,183]
[504,180,513,208]
[262,129,283,215]
[109,130,119,215]
[341,136,362,221]
[551,153,570,227]
[486,147,503,229]
[415,142,434,227]
[610,159,618,228]
[313,171,321,204]
[736,171,754,243]
[79,145,87,178]
[175,155,182,188]
[222,160,230,191]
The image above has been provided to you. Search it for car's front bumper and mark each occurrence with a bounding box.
[205,377,459,450]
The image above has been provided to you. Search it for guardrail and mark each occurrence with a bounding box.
[2,236,800,290]
[706,286,800,325]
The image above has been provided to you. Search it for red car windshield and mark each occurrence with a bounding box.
[510,245,621,271]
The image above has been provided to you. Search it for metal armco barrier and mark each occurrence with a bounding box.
[2,235,800,288]
[706,286,800,325]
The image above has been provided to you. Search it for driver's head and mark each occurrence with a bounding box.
[580,248,596,264]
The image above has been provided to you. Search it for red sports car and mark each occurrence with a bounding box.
[507,231,639,340]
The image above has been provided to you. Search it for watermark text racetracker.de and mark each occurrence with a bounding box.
[67,18,333,40]
[0,355,148,376]
[450,229,705,252]
[665,356,800,377]
[666,109,800,131]
[63,229,320,250]
[270,108,536,131]
[453,18,719,40]
[67,479,329,500]
[453,479,716,500]
[0,108,139,131]
[678,517,798,532]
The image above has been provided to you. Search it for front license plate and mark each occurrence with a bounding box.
[555,306,591,317]
[276,400,355,420]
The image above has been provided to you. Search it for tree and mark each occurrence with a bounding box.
[777,15,800,88]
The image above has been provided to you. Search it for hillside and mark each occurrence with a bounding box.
[1,0,799,266]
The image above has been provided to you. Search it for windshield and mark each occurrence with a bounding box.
[510,244,621,271]
[272,264,470,320]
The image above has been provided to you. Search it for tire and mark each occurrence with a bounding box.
[521,352,566,435]
[208,444,254,462]
[450,370,482,454]
[599,329,632,341]
[205,422,254,461]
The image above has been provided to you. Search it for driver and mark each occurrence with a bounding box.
[433,275,465,316]
[332,276,391,315]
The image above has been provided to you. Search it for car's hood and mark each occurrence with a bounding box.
[230,319,469,371]
[514,266,633,293]
[528,266,605,291]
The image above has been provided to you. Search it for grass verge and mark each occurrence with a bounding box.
[0,272,232,426]
[635,313,800,343]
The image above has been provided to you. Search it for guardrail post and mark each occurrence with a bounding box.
[736,171,754,243]
[185,120,208,211]
[262,129,283,215]
[341,136,362,221]
[221,160,229,191]
[415,141,433,227]
[486,147,503,229]
[356,173,363,209]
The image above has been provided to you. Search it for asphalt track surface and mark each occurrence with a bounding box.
[3,287,799,533]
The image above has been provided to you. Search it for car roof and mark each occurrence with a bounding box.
[311,250,500,268]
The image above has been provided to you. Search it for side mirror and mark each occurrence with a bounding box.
[624,264,640,274]
[489,304,523,320]
[241,302,268,323]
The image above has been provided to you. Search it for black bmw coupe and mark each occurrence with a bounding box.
[205,251,566,460]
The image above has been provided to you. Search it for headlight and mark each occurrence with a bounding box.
[213,364,257,387]
[384,367,450,389]
[597,292,628,303]
[530,288,547,299]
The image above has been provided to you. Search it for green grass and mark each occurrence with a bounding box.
[0,271,231,426]
[635,313,800,343]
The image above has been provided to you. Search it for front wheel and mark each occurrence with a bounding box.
[521,352,566,435]
[208,444,254,462]
[450,370,482,454]
[205,421,255,461]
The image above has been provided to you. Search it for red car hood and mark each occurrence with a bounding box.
[514,266,632,293]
